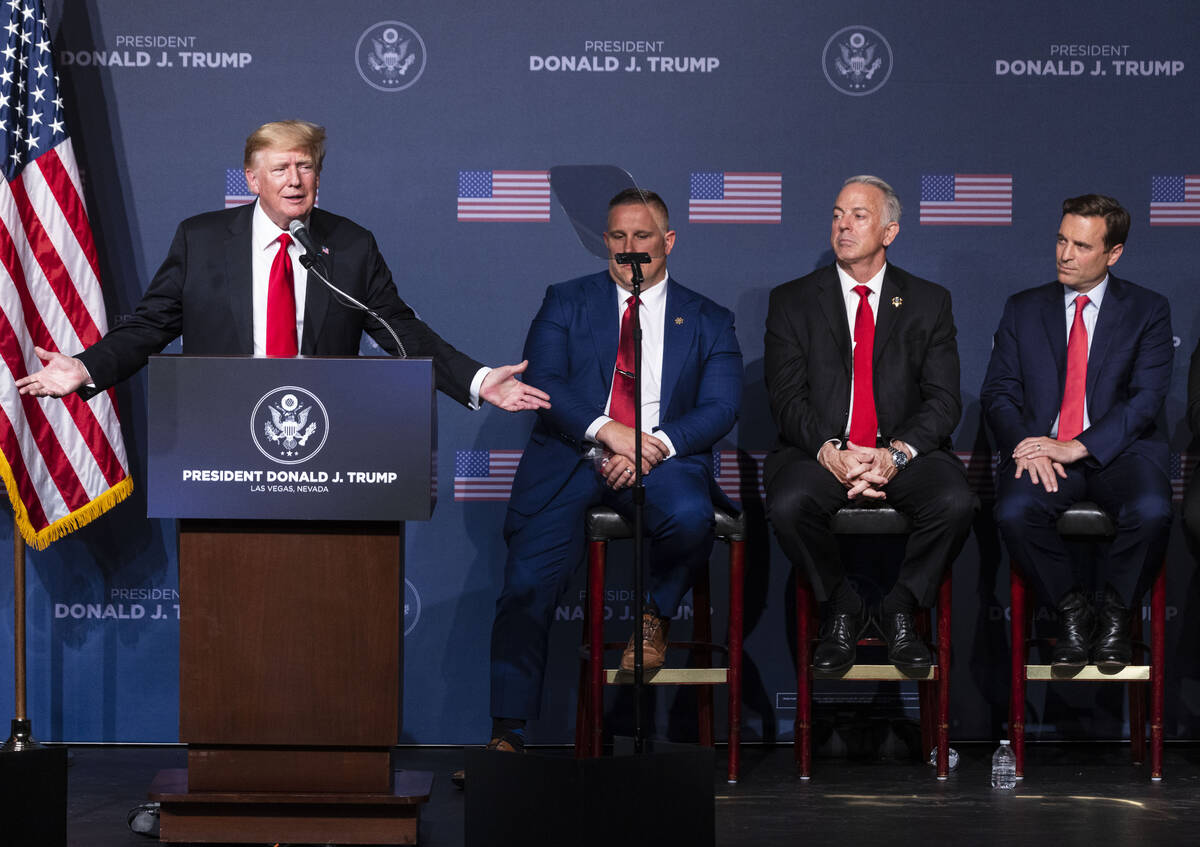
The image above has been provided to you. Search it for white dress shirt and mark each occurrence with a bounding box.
[250,200,308,356]
[831,262,916,458]
[585,273,677,458]
[1050,274,1108,437]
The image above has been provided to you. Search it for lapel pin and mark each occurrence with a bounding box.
[675,316,684,325]
[891,296,903,308]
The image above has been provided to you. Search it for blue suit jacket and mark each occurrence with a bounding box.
[980,275,1173,474]
[507,271,743,518]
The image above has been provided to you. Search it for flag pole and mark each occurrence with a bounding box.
[3,511,39,751]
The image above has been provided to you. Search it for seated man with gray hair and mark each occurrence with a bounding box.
[764,175,976,673]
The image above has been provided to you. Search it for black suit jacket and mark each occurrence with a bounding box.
[78,204,482,405]
[763,262,962,486]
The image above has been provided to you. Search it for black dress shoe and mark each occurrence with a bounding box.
[1051,590,1096,669]
[879,609,933,671]
[1092,597,1132,671]
[813,608,866,674]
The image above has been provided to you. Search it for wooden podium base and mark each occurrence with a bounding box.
[149,767,432,844]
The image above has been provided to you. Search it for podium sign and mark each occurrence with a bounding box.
[147,355,436,521]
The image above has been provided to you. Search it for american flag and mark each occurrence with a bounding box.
[454,449,522,501]
[224,168,254,207]
[457,170,550,222]
[0,0,131,549]
[688,172,782,223]
[1149,176,1200,226]
[919,174,1013,225]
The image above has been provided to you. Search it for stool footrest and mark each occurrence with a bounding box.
[813,664,936,681]
[604,668,729,685]
[1024,664,1151,681]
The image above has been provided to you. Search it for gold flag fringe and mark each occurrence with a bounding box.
[0,449,134,550]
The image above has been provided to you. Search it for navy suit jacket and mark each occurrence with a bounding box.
[507,271,743,518]
[77,203,482,405]
[980,274,1173,474]
[763,262,963,487]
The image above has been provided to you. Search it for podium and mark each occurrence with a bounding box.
[144,355,436,844]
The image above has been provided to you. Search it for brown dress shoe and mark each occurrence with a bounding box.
[451,737,520,789]
[620,612,671,672]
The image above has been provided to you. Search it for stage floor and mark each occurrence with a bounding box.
[61,743,1200,845]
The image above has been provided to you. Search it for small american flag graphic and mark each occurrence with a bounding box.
[457,170,550,222]
[450,448,1171,505]
[454,450,522,501]
[919,174,1013,225]
[1170,452,1196,503]
[1149,176,1200,226]
[713,450,766,501]
[224,168,254,208]
[688,172,782,223]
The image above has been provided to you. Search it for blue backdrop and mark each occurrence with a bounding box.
[2,0,1198,746]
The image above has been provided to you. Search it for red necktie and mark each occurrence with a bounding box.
[608,295,640,428]
[1057,294,1090,441]
[266,233,297,357]
[848,284,877,447]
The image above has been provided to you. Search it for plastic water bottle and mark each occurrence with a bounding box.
[991,740,1017,789]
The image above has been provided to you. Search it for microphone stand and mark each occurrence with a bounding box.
[614,250,650,754]
[298,253,407,358]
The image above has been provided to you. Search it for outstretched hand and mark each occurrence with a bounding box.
[479,360,551,412]
[15,347,89,398]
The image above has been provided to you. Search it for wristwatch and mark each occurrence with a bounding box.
[888,445,909,471]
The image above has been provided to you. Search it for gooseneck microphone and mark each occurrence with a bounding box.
[287,218,323,259]
[287,219,406,358]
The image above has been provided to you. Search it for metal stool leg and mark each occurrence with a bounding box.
[1009,562,1028,778]
[935,571,952,780]
[727,538,745,784]
[1130,603,1146,765]
[1151,561,1166,781]
[795,577,814,778]
[693,564,715,748]
[575,584,591,757]
[587,539,607,757]
[915,609,934,758]
[915,608,934,758]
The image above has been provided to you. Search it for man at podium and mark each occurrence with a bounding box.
[16,119,548,413]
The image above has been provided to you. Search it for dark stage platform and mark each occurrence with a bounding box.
[51,743,1200,846]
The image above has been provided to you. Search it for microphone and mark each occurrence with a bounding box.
[288,219,322,258]
[286,219,407,358]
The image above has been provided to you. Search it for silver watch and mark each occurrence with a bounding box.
[888,445,909,471]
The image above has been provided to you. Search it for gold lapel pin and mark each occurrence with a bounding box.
[891,296,903,308]
[675,316,684,325]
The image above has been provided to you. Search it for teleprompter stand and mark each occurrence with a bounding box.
[145,355,437,844]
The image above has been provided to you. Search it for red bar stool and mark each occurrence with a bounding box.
[794,505,953,780]
[1008,501,1166,781]
[574,505,745,783]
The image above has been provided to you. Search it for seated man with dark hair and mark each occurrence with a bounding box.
[472,188,742,771]
[981,194,1173,670]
